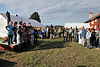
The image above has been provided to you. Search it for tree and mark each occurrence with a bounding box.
[29,12,41,23]
[51,24,53,29]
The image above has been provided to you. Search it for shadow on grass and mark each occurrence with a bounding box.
[21,39,71,52]
[0,51,5,54]
[0,59,17,67]
[77,66,86,67]
[35,40,71,50]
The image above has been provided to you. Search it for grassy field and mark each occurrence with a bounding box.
[0,37,100,67]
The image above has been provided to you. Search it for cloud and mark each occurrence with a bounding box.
[0,0,100,25]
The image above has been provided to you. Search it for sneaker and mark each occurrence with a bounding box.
[96,48,99,49]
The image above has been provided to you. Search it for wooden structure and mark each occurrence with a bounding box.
[84,12,100,30]
[0,43,19,51]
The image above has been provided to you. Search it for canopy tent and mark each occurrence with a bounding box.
[0,13,45,37]
[65,23,90,28]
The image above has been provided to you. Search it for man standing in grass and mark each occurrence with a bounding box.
[63,27,66,41]
[86,28,91,49]
[81,26,86,47]
[74,26,78,42]
[68,27,73,42]
[98,28,100,49]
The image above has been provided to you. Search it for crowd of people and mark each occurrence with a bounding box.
[63,26,100,49]
[5,21,41,52]
[5,21,100,52]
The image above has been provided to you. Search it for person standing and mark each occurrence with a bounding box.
[47,27,49,36]
[98,28,100,48]
[51,28,54,39]
[27,23,32,29]
[63,27,65,37]
[13,22,18,43]
[95,29,99,48]
[74,26,78,42]
[17,26,23,52]
[81,26,86,47]
[31,28,34,46]
[68,27,73,42]
[48,27,50,38]
[5,21,14,45]
[66,27,69,41]
[23,23,27,29]
[44,29,46,37]
[64,28,66,41]
[58,27,62,37]
[91,29,96,47]
[86,29,91,49]
[34,27,38,45]
[18,21,23,29]
[78,28,82,44]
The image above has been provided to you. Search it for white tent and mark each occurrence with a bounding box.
[0,13,45,37]
[65,23,90,28]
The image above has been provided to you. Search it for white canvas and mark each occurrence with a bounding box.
[65,23,90,28]
[0,13,45,37]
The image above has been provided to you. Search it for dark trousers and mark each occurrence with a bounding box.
[64,35,68,41]
[91,37,96,46]
[59,32,61,37]
[8,35,13,45]
[13,32,17,42]
[18,44,22,52]
[48,32,50,38]
[69,33,72,42]
[34,35,37,45]
[45,33,46,37]
[63,32,64,37]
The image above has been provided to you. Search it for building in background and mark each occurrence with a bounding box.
[65,23,90,28]
[84,12,100,30]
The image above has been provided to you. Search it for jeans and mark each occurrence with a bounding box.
[87,39,90,48]
[74,33,78,42]
[8,35,13,45]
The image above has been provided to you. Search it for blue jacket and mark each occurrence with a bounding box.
[81,29,86,37]
[7,25,14,35]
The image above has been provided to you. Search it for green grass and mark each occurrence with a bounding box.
[0,37,4,41]
[0,37,100,67]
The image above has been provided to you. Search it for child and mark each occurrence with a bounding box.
[86,29,91,49]
[17,26,22,52]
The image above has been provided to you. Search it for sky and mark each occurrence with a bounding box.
[0,0,100,26]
